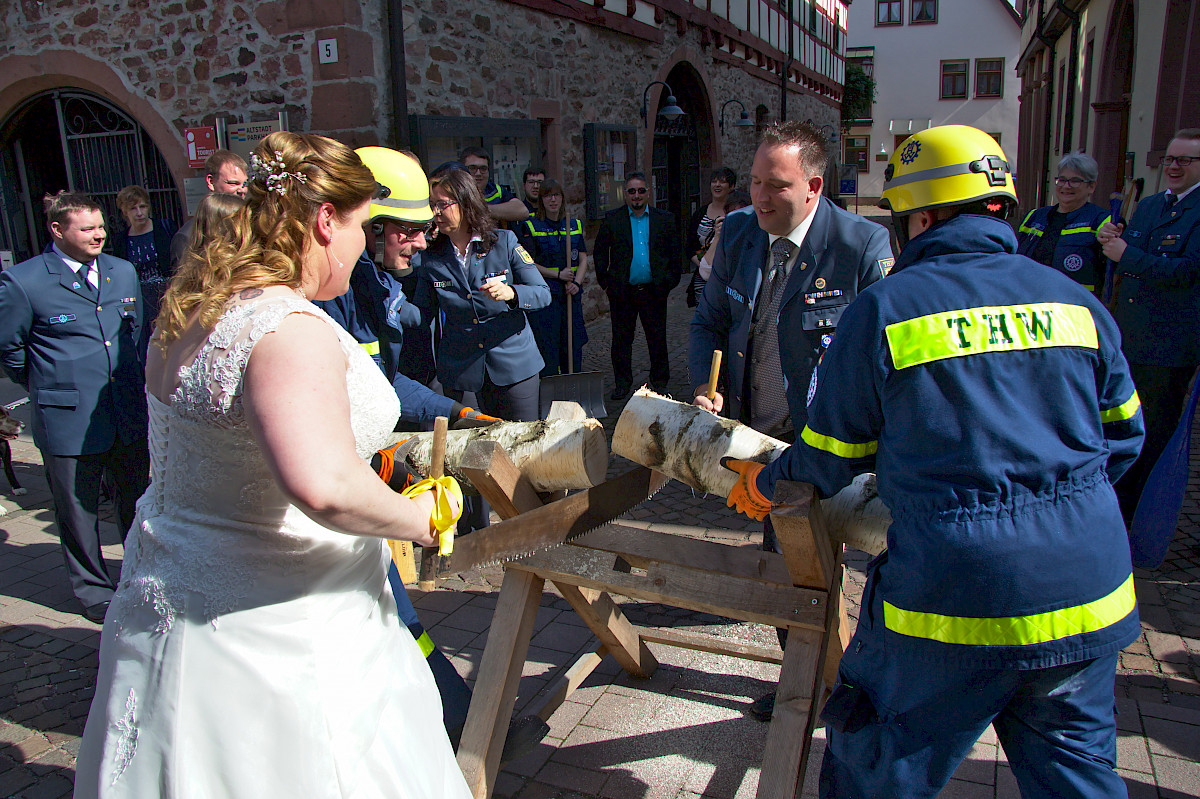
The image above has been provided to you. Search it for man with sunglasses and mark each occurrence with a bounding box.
[593,172,685,401]
[1097,128,1200,521]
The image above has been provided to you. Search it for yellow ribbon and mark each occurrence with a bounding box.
[401,476,463,555]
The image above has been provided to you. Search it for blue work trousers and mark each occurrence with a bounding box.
[387,562,473,744]
[820,639,1125,799]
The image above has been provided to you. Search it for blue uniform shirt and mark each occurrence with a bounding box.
[628,208,652,285]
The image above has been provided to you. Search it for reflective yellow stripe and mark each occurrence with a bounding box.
[800,425,878,459]
[1061,225,1100,235]
[527,222,583,236]
[1019,225,1043,236]
[884,574,1135,646]
[359,340,380,356]
[1100,390,1140,423]
[886,303,1097,370]
[416,631,435,658]
[1080,284,1095,291]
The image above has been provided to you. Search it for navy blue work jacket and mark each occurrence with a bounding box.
[517,217,587,295]
[688,198,893,430]
[1016,202,1110,292]
[761,215,1144,669]
[315,253,455,424]
[0,246,147,456]
[1111,188,1200,367]
[413,229,550,392]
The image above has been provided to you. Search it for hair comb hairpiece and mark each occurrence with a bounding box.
[249,151,308,196]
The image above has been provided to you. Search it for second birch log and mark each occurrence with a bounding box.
[384,418,608,494]
[613,388,890,554]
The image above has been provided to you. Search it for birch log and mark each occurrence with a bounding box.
[383,418,608,493]
[613,389,890,554]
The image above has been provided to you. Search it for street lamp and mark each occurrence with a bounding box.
[640,81,686,127]
[804,118,840,148]
[719,99,756,135]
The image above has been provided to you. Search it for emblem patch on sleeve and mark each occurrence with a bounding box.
[878,257,895,275]
[515,245,535,265]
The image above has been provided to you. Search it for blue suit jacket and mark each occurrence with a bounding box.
[1112,188,1200,367]
[0,246,147,456]
[689,197,893,430]
[414,229,551,392]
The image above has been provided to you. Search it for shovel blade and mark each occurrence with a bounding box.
[539,370,608,419]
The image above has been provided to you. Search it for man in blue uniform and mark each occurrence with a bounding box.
[724,126,1144,797]
[690,121,892,720]
[1098,128,1200,521]
[0,192,149,623]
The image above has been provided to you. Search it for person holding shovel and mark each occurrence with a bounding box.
[518,179,589,377]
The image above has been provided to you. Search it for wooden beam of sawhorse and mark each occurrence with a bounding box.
[453,444,846,799]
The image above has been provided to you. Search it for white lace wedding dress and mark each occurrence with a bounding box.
[74,295,471,798]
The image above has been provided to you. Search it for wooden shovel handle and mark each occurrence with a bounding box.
[706,350,722,401]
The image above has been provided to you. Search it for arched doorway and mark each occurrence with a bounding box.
[650,62,716,229]
[1091,0,1136,201]
[0,89,181,264]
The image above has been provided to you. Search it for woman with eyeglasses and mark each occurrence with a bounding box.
[516,179,589,377]
[1016,151,1110,294]
[415,165,550,423]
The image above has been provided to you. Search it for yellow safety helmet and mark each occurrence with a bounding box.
[354,146,433,224]
[879,125,1016,216]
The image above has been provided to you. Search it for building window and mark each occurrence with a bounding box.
[876,0,902,25]
[976,58,1004,98]
[845,136,871,173]
[941,60,968,99]
[911,0,937,23]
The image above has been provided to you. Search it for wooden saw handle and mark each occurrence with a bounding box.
[706,350,722,401]
[418,416,450,591]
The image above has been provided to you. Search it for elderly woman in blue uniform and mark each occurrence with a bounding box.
[1016,152,1110,294]
[517,179,589,377]
[416,166,550,422]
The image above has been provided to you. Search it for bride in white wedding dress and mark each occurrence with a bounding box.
[74,132,472,798]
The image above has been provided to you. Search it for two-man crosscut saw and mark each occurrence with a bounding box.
[437,466,669,576]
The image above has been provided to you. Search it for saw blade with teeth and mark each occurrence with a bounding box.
[438,466,669,575]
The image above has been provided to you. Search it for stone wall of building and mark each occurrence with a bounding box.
[0,0,392,154]
[404,0,838,203]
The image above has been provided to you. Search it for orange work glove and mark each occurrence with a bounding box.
[450,402,502,429]
[721,457,771,521]
[459,406,501,423]
[371,439,419,492]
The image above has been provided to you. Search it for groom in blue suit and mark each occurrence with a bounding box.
[689,122,893,720]
[0,192,149,622]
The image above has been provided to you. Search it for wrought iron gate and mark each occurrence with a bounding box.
[0,90,180,263]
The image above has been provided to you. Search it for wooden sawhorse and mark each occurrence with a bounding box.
[451,460,850,799]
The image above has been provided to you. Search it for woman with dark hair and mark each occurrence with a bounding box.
[415,166,550,422]
[688,190,752,306]
[689,167,737,257]
[110,184,178,354]
[686,168,737,306]
[75,132,471,798]
[517,179,589,376]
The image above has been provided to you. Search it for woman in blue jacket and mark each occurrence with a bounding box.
[415,166,551,422]
[1016,152,1110,294]
[517,179,589,377]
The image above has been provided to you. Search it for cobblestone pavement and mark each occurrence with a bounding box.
[1,267,1198,798]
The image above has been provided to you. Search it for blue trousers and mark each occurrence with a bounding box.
[820,635,1125,799]
[387,562,473,743]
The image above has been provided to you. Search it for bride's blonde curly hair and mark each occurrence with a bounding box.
[155,131,376,349]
